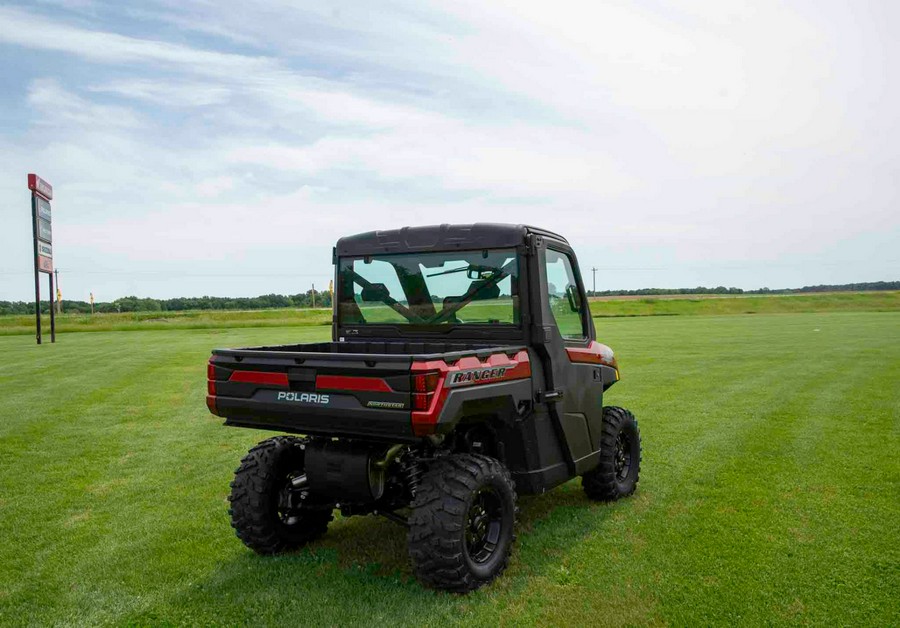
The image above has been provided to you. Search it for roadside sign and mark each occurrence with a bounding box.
[28,173,56,344]
[29,175,53,269]
[37,240,53,272]
[37,197,51,220]
[28,174,53,200]
[38,217,52,243]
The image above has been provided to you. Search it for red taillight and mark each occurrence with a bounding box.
[413,371,439,393]
[410,366,444,435]
[412,371,441,411]
[412,371,439,411]
[412,393,430,410]
[206,361,218,415]
[206,361,221,415]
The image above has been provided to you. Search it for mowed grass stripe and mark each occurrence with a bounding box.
[638,350,858,625]
[0,313,897,626]
[0,328,327,624]
[461,320,813,625]
[496,314,899,626]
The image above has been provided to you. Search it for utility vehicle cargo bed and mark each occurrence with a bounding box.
[207,341,526,441]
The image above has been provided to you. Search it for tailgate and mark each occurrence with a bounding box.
[207,349,416,441]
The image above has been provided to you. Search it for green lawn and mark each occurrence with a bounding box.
[0,313,898,626]
[0,307,333,336]
[589,290,900,317]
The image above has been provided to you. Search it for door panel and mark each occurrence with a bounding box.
[540,247,603,475]
[560,412,593,462]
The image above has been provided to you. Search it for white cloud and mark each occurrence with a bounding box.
[0,5,276,78]
[28,79,143,129]
[88,79,231,107]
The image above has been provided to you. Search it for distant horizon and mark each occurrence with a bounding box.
[5,270,900,304]
[2,278,897,308]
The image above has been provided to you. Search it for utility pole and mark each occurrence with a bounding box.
[311,283,316,308]
[54,269,61,314]
[591,267,598,295]
[49,271,56,342]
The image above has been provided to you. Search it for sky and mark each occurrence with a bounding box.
[0,0,897,302]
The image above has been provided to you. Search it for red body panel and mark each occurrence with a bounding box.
[229,371,290,386]
[410,350,531,436]
[566,341,617,369]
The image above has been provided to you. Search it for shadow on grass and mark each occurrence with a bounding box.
[310,481,607,577]
[129,482,620,623]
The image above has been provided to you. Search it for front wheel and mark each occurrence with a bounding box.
[228,436,333,554]
[582,406,642,501]
[407,454,517,593]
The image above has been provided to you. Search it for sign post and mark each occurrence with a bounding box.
[28,174,55,344]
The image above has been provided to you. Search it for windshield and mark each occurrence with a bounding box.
[338,248,520,326]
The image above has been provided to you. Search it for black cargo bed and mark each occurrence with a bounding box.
[209,341,525,442]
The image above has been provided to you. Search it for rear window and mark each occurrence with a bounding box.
[338,249,520,327]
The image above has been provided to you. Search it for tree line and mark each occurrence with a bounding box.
[585,281,900,297]
[0,289,332,316]
[1,281,897,316]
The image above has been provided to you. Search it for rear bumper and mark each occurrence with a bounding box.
[214,396,418,442]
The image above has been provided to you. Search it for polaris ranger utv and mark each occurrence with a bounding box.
[206,224,641,592]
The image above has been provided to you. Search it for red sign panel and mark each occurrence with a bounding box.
[37,238,53,274]
[28,173,53,200]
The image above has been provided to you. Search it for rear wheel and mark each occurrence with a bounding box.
[408,454,517,592]
[582,406,641,501]
[228,436,333,554]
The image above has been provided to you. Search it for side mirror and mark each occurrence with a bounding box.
[565,284,582,313]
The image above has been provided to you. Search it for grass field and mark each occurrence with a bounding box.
[588,290,900,317]
[1,291,898,335]
[0,307,333,336]
[1,312,898,626]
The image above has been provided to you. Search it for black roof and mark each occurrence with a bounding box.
[336,223,568,256]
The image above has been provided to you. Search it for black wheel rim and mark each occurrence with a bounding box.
[615,431,631,482]
[465,487,504,564]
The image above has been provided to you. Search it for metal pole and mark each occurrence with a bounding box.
[591,267,598,294]
[31,194,41,345]
[54,269,61,314]
[312,283,316,308]
[49,271,56,342]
